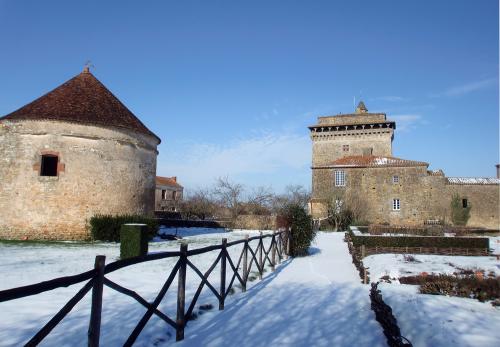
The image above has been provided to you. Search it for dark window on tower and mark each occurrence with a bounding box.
[40,155,58,176]
[342,145,349,152]
[462,199,468,208]
[162,190,167,200]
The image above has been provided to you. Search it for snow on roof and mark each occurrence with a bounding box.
[447,177,500,185]
[328,155,428,168]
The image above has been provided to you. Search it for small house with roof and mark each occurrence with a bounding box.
[155,176,184,211]
[0,67,161,240]
[309,102,499,229]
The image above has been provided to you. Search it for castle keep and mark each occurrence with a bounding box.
[0,68,161,240]
[309,102,499,229]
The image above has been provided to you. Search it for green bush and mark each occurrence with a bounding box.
[284,204,316,256]
[90,214,159,242]
[348,230,489,249]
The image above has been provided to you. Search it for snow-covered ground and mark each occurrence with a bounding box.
[1,230,499,347]
[0,231,386,347]
[364,253,500,282]
[380,284,500,347]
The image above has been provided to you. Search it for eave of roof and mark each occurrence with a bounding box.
[314,155,429,169]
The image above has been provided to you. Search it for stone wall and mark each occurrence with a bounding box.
[233,215,277,230]
[0,120,159,240]
[311,166,499,230]
[311,129,393,166]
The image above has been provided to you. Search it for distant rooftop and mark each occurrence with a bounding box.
[156,176,183,188]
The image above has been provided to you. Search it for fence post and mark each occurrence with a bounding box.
[258,232,263,280]
[361,245,366,258]
[88,255,105,347]
[242,235,248,292]
[363,267,367,284]
[286,227,291,258]
[176,243,188,341]
[219,238,227,310]
[271,231,276,272]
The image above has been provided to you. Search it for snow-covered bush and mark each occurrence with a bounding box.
[89,214,158,242]
[284,203,316,256]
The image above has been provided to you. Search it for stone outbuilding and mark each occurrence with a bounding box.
[155,176,183,211]
[310,102,500,230]
[0,68,161,240]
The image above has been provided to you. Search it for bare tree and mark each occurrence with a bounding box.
[180,188,217,220]
[324,189,367,231]
[213,176,245,225]
[244,186,274,215]
[272,185,311,213]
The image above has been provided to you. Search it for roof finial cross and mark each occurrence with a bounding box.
[83,60,94,73]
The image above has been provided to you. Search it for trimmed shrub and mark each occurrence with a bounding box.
[90,214,159,242]
[349,230,489,249]
[283,203,316,256]
[120,224,149,259]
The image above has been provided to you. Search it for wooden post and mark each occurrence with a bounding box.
[271,232,276,272]
[363,267,367,284]
[219,238,227,310]
[88,255,105,347]
[176,243,188,341]
[286,227,291,258]
[242,235,249,292]
[258,232,263,280]
[361,245,366,258]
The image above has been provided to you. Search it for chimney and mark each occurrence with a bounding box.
[496,164,500,179]
[172,176,177,182]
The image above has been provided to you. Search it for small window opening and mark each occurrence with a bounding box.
[172,191,177,200]
[162,190,167,200]
[342,145,349,152]
[392,199,400,211]
[392,175,399,184]
[40,155,58,176]
[462,199,468,208]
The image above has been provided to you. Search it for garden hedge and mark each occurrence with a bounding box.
[90,214,159,242]
[348,230,489,249]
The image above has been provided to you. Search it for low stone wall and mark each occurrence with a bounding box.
[233,215,277,230]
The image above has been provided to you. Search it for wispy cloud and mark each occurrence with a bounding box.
[391,114,424,132]
[369,96,408,102]
[158,132,310,189]
[432,78,497,97]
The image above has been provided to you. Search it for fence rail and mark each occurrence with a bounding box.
[0,229,290,346]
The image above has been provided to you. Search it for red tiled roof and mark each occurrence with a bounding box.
[0,69,160,142]
[326,155,429,168]
[156,176,183,188]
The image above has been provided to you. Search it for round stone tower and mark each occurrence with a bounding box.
[0,68,161,240]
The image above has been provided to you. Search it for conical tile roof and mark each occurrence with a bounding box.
[0,69,160,142]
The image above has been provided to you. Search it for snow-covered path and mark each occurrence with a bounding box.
[179,232,386,347]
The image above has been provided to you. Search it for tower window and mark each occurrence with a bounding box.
[392,175,399,183]
[392,199,400,211]
[342,145,349,152]
[162,190,167,200]
[462,199,468,208]
[334,170,346,187]
[392,199,401,211]
[40,155,58,176]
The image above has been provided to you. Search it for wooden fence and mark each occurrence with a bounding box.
[359,245,489,258]
[0,229,290,346]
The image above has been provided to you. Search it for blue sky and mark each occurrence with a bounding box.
[0,1,498,193]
